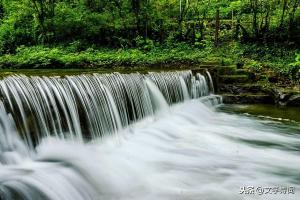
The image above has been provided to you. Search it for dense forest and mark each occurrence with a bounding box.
[0,0,299,78]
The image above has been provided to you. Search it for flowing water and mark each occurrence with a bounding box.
[0,71,299,200]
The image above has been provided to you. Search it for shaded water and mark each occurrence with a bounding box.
[220,104,300,123]
[0,71,298,200]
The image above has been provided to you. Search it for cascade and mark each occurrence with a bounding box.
[0,70,213,146]
[2,70,297,200]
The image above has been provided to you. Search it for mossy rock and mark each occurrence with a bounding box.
[219,75,250,84]
[287,95,300,106]
[201,61,220,66]
[218,84,264,94]
[235,69,254,76]
[217,65,237,75]
[221,93,274,104]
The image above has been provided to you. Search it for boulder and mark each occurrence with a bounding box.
[287,95,300,106]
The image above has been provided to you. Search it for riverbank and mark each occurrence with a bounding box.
[0,45,217,69]
[215,63,300,106]
[0,43,298,106]
[0,42,297,72]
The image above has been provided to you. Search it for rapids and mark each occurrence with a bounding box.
[0,71,298,200]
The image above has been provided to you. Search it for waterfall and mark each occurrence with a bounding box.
[0,101,29,165]
[0,70,299,200]
[0,70,214,147]
[206,70,215,94]
[145,78,169,113]
[179,76,190,100]
[0,70,264,200]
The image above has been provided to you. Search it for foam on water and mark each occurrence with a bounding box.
[0,71,299,200]
[0,100,299,199]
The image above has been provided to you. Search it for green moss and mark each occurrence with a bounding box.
[217,65,237,75]
[220,75,250,84]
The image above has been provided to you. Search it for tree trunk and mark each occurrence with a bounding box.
[251,0,259,39]
[279,0,288,28]
[235,18,240,39]
[288,0,299,41]
[131,0,141,35]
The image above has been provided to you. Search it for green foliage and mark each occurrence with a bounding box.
[135,36,155,51]
[295,53,300,63]
[240,44,298,79]
[0,1,35,53]
[288,53,300,80]
[0,0,297,83]
[194,33,205,48]
[0,0,298,53]
[0,45,212,69]
[246,60,263,72]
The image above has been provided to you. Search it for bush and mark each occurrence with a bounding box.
[0,45,211,69]
[135,36,155,51]
[0,2,35,54]
[288,53,300,80]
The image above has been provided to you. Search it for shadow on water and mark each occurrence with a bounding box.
[218,104,300,152]
[218,104,300,124]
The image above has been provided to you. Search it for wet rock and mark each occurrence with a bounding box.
[222,94,274,104]
[217,66,237,75]
[264,87,300,106]
[268,76,278,83]
[287,95,300,106]
[219,84,263,94]
[219,75,250,84]
[236,62,244,69]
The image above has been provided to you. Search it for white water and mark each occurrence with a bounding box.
[0,71,210,144]
[0,100,299,200]
[206,70,215,94]
[0,71,299,200]
[145,78,169,113]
